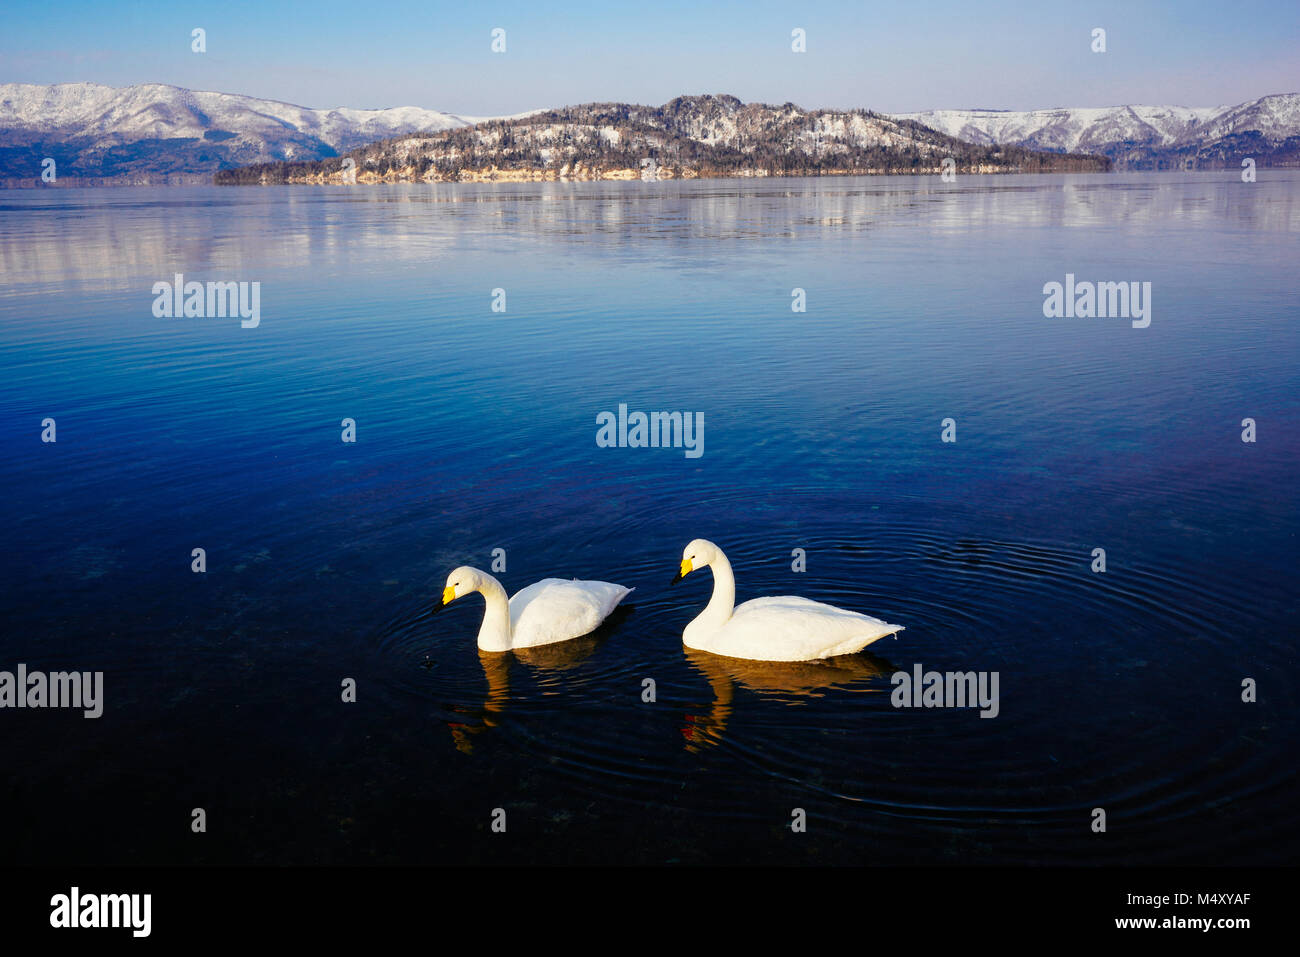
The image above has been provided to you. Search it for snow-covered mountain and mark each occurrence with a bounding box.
[0,82,492,183]
[217,94,1109,185]
[3,81,1297,184]
[894,94,1300,168]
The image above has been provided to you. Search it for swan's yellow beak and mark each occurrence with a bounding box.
[432,585,457,615]
[670,558,692,586]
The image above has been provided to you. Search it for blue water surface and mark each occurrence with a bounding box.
[0,173,1295,864]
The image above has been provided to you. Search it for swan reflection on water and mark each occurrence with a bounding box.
[440,609,895,757]
[681,647,898,752]
[446,633,605,754]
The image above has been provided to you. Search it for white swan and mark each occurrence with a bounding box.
[435,566,633,652]
[672,539,903,661]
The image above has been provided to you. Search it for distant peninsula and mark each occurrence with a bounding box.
[214,94,1109,185]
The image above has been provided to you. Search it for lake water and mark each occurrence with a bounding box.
[1,173,1296,865]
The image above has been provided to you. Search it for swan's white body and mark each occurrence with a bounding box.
[677,540,902,661]
[440,567,632,653]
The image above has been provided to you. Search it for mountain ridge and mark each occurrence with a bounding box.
[0,81,507,184]
[3,82,1296,185]
[894,93,1300,168]
[215,93,1108,184]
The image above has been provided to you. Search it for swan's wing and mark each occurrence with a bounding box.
[711,596,902,661]
[509,578,633,647]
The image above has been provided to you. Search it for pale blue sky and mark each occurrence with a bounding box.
[2,0,1296,114]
